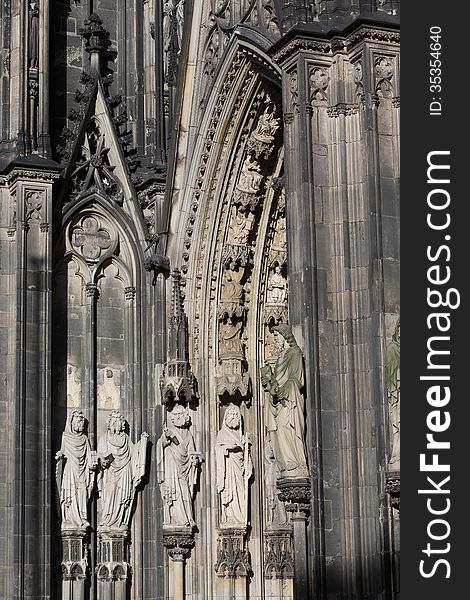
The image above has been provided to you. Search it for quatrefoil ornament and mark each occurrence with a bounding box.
[71,216,111,261]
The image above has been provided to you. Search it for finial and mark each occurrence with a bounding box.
[80,13,107,77]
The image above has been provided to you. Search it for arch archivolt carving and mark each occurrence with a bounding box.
[167,38,294,590]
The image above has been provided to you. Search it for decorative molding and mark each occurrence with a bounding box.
[6,170,60,185]
[264,530,294,579]
[375,56,394,98]
[277,477,311,514]
[385,472,400,511]
[273,27,400,64]
[163,530,195,561]
[327,103,360,117]
[60,530,88,582]
[25,189,45,223]
[215,529,252,578]
[309,67,329,105]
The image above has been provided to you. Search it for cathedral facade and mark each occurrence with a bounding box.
[0,2,400,599]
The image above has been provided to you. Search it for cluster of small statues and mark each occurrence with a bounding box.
[56,327,308,533]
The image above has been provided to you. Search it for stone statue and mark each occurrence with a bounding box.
[220,264,244,303]
[28,2,39,69]
[55,410,97,530]
[386,319,400,469]
[175,0,185,54]
[219,318,244,358]
[261,325,309,478]
[227,205,254,246]
[266,265,287,305]
[97,411,149,530]
[254,104,280,143]
[237,155,263,194]
[156,405,201,527]
[216,404,253,528]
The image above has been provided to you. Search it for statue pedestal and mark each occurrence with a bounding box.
[60,528,88,600]
[96,529,129,600]
[163,527,195,600]
[264,528,294,600]
[215,528,251,600]
[277,477,311,599]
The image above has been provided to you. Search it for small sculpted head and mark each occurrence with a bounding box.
[107,410,126,434]
[70,410,85,434]
[272,324,296,347]
[169,404,190,429]
[224,404,241,430]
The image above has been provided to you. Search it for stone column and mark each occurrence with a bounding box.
[163,529,195,600]
[6,162,60,599]
[277,478,312,598]
[272,19,400,598]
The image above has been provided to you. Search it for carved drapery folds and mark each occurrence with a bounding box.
[157,405,201,529]
[55,410,97,531]
[386,318,400,471]
[216,404,253,529]
[261,325,309,480]
[55,411,148,590]
[97,411,149,531]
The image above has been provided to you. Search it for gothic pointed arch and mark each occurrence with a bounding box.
[164,34,296,598]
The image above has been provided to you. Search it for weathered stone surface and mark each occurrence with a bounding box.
[0,2,399,598]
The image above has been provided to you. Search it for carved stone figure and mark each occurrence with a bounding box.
[55,410,97,530]
[219,318,244,358]
[386,319,400,469]
[266,265,287,305]
[29,2,39,69]
[175,0,185,54]
[261,325,309,478]
[254,104,280,143]
[227,205,254,246]
[237,155,263,194]
[97,411,149,530]
[216,404,253,527]
[221,264,244,303]
[157,405,200,527]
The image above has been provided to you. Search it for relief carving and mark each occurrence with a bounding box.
[25,190,45,223]
[266,265,287,305]
[71,215,111,261]
[227,205,255,245]
[375,56,394,98]
[309,67,329,105]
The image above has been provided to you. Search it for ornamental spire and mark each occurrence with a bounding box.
[79,13,108,78]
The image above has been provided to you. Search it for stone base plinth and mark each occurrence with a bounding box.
[215,528,251,578]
